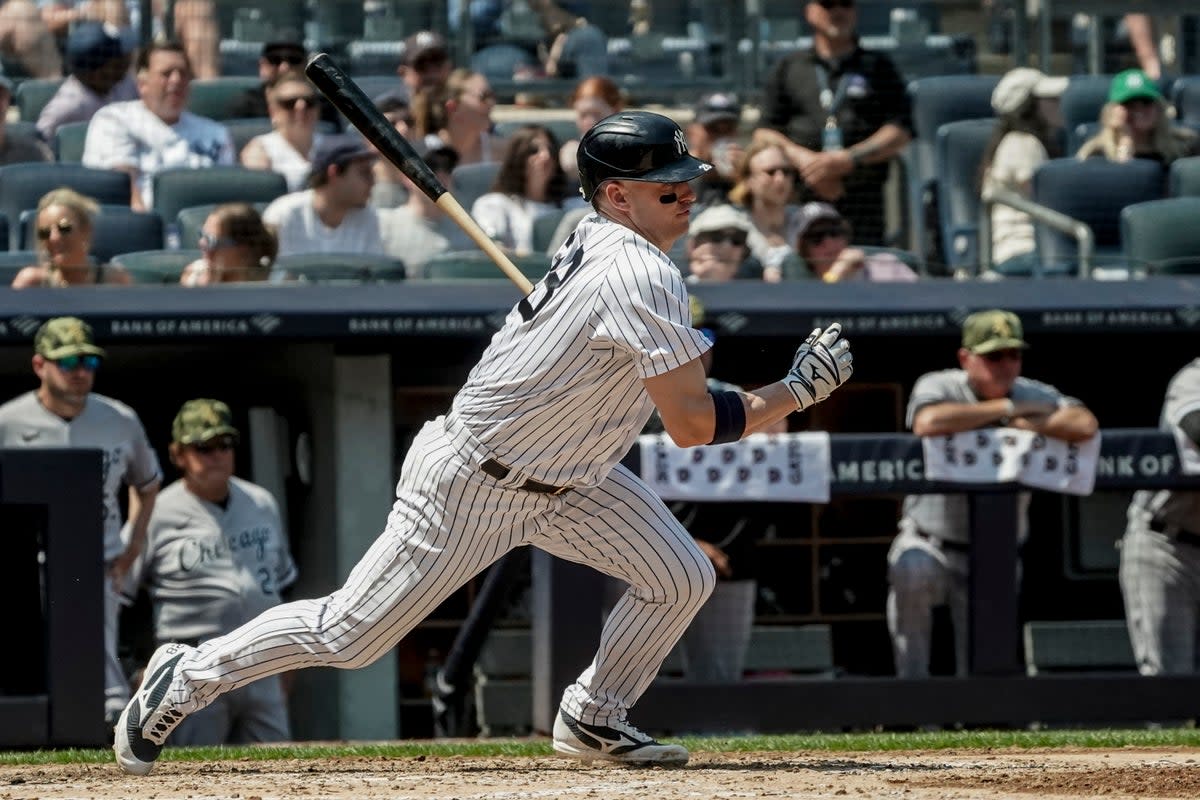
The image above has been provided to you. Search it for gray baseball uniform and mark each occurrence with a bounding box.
[0,390,161,718]
[887,368,1080,678]
[131,476,297,744]
[161,212,717,729]
[1120,358,1200,675]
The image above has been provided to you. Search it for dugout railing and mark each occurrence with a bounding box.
[530,429,1200,734]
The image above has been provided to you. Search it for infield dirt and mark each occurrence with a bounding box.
[2,747,1198,799]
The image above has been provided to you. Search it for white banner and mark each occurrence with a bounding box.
[637,432,832,503]
[921,429,1101,496]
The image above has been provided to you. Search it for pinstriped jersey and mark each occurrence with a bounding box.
[131,476,297,643]
[452,212,711,488]
[0,390,161,561]
[1130,358,1200,527]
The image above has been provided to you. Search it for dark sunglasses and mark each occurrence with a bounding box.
[759,166,798,179]
[192,436,236,454]
[982,349,1023,363]
[55,354,101,371]
[37,219,73,240]
[265,53,305,67]
[199,232,238,251]
[802,225,848,244]
[696,229,748,247]
[275,94,318,110]
[817,0,855,8]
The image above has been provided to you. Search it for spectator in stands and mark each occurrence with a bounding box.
[39,0,129,39]
[753,0,913,245]
[1077,69,1199,165]
[980,67,1067,274]
[128,398,296,746]
[0,76,52,164]
[558,75,623,176]
[82,41,234,212]
[0,0,62,77]
[240,73,327,192]
[378,146,473,278]
[229,40,341,130]
[888,309,1098,679]
[37,21,137,142]
[729,141,805,281]
[470,124,583,254]
[1124,14,1163,80]
[12,188,132,288]
[180,203,277,286]
[0,316,161,728]
[370,91,415,209]
[687,92,746,208]
[398,31,453,99]
[792,202,917,282]
[168,0,219,80]
[684,204,762,282]
[449,1,607,80]
[262,135,384,258]
[413,68,505,165]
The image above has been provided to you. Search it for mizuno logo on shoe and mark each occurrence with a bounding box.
[562,712,652,756]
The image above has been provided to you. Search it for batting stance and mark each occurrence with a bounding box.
[115,111,853,774]
[1120,359,1200,675]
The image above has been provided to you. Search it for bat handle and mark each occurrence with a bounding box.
[435,194,536,295]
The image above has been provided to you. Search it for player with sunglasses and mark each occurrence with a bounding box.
[0,317,161,731]
[752,0,913,246]
[792,202,916,283]
[124,398,298,748]
[888,310,1097,680]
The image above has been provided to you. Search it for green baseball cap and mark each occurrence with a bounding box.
[34,316,106,360]
[172,398,240,445]
[961,309,1029,354]
[1109,69,1162,105]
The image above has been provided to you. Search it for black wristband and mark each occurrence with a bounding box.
[708,390,747,445]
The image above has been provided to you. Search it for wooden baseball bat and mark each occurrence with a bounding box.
[304,52,535,295]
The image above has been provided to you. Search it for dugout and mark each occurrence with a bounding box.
[2,276,1199,742]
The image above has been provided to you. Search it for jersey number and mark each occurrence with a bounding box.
[518,234,584,322]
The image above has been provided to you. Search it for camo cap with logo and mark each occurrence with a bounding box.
[34,316,106,360]
[961,309,1029,355]
[172,398,240,445]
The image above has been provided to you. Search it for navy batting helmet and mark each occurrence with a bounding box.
[576,111,711,201]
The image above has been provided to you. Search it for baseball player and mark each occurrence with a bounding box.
[1120,359,1200,674]
[887,309,1098,678]
[115,111,853,775]
[0,317,162,727]
[127,399,297,745]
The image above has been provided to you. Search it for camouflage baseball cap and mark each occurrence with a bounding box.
[172,398,240,445]
[961,309,1029,354]
[34,316,106,360]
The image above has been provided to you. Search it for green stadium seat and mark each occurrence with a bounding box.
[423,250,550,282]
[18,206,163,262]
[0,251,37,284]
[0,163,131,250]
[151,166,288,225]
[111,249,201,284]
[186,76,261,120]
[1022,620,1136,675]
[54,120,90,162]
[175,202,269,252]
[14,78,63,122]
[1121,197,1200,275]
[1169,156,1200,197]
[272,253,407,283]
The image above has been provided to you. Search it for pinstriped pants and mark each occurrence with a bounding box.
[171,415,716,727]
[1120,520,1200,675]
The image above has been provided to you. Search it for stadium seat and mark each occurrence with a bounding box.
[0,163,131,250]
[1025,157,1165,277]
[341,75,405,105]
[0,251,36,284]
[493,119,579,149]
[423,250,550,282]
[272,253,407,283]
[18,205,164,262]
[111,249,201,284]
[1173,75,1200,125]
[904,75,999,264]
[935,118,996,274]
[14,78,63,122]
[1067,121,1101,157]
[1121,197,1200,275]
[452,162,502,215]
[1169,156,1200,197]
[54,120,90,162]
[530,209,567,255]
[151,166,288,225]
[186,76,261,120]
[7,120,38,142]
[0,213,8,252]
[1022,620,1135,675]
[174,202,269,252]
[222,117,273,155]
[1059,75,1112,136]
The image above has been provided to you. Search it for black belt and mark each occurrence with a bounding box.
[1149,517,1200,548]
[915,530,970,554]
[480,458,572,495]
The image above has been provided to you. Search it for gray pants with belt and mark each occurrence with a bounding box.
[1120,519,1200,675]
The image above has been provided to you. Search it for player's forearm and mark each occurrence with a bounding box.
[126,482,160,553]
[912,400,1013,436]
[740,383,803,436]
[1029,405,1099,443]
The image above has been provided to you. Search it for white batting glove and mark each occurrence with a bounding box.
[783,323,853,411]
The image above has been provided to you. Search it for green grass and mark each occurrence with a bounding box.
[4,728,1200,767]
